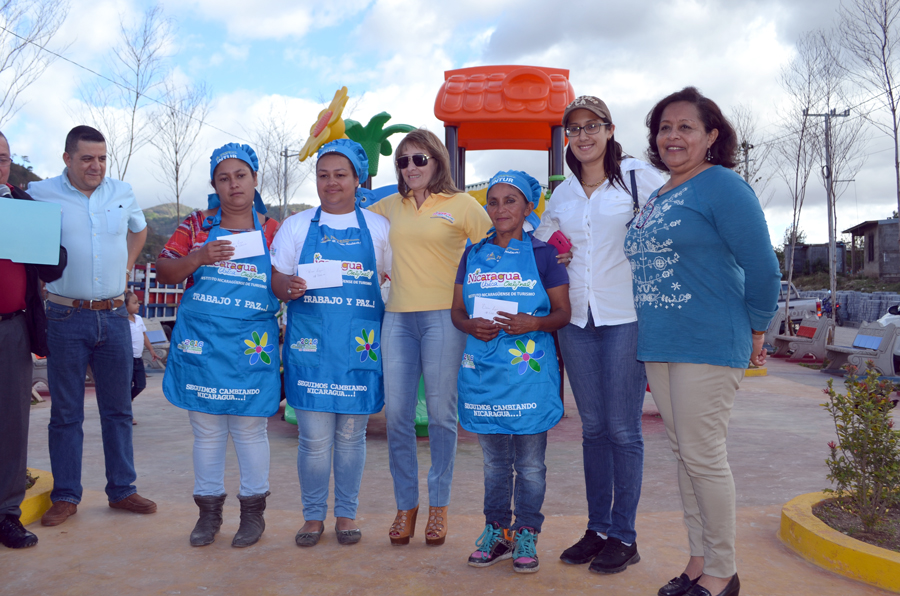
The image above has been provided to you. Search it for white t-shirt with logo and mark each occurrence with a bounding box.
[270,208,391,281]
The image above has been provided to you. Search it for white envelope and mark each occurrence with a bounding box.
[473,297,518,321]
[225,230,265,261]
[297,260,344,290]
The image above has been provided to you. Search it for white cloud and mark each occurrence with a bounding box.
[5,0,898,254]
[169,0,371,41]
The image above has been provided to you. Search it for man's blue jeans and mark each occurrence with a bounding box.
[382,310,466,510]
[557,316,645,544]
[479,432,548,533]
[297,410,369,521]
[46,302,137,504]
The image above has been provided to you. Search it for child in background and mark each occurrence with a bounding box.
[126,291,158,424]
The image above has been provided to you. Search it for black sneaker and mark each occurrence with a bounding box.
[559,530,606,564]
[0,514,38,549]
[467,522,513,567]
[589,536,640,574]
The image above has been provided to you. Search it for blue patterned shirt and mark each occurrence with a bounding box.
[624,166,780,368]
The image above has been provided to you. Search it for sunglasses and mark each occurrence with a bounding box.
[396,154,430,169]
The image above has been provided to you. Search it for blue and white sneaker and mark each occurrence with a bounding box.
[468,522,514,567]
[513,527,540,573]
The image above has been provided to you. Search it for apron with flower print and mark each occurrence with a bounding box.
[163,209,281,416]
[458,232,563,435]
[283,206,385,415]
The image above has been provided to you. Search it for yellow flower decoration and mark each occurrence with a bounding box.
[298,86,349,162]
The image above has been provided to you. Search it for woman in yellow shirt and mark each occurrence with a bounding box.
[369,129,491,546]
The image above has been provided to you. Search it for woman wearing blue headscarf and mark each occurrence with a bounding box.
[451,171,570,574]
[157,143,280,549]
[271,139,391,547]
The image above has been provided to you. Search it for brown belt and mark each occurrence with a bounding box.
[48,293,124,310]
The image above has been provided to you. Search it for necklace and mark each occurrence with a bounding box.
[580,175,606,188]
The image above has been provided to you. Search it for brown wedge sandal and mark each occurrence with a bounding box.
[425,506,448,546]
[389,505,418,545]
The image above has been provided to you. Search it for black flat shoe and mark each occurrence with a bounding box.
[685,573,740,596]
[335,527,362,545]
[295,526,324,547]
[658,573,700,596]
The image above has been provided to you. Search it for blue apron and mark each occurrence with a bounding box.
[458,232,563,435]
[283,207,385,415]
[163,210,281,417]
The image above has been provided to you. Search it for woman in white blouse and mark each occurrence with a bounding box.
[535,96,664,575]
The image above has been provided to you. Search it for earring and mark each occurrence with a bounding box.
[706,147,712,162]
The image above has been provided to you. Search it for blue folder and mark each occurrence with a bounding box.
[0,198,62,265]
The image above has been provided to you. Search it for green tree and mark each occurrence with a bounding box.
[344,112,415,181]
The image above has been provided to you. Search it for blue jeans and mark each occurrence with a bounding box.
[382,309,466,510]
[189,411,270,497]
[557,315,645,543]
[297,410,369,520]
[479,432,548,533]
[46,302,136,504]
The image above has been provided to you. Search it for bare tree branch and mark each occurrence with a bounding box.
[76,4,171,180]
[0,0,70,128]
[839,0,900,234]
[775,32,825,329]
[730,103,774,207]
[245,103,313,221]
[148,79,210,220]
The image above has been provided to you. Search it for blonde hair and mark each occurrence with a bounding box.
[394,129,460,197]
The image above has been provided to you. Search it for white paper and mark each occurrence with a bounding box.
[473,297,518,321]
[226,230,264,261]
[297,260,344,290]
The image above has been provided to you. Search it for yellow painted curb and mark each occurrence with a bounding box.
[19,468,52,527]
[779,491,900,593]
[744,367,767,377]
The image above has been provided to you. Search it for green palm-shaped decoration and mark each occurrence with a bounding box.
[344,111,415,178]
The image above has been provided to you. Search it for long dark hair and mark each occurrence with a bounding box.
[565,131,628,192]
[645,86,738,171]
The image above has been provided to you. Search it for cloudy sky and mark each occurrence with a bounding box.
[2,0,891,246]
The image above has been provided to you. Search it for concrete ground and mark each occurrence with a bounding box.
[3,328,895,595]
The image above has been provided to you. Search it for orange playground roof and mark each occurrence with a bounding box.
[434,65,575,152]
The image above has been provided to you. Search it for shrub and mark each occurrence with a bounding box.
[822,362,900,532]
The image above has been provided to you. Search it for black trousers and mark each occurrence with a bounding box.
[0,314,33,517]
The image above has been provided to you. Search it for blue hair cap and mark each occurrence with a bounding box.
[210,143,259,181]
[317,139,369,184]
[487,170,541,204]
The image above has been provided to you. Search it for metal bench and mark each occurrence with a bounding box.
[771,316,834,363]
[822,322,899,376]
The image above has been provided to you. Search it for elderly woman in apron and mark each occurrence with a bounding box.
[157,143,280,549]
[451,171,570,574]
[271,139,391,547]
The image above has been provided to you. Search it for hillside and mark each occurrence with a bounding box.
[10,162,42,188]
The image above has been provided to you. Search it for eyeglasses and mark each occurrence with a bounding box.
[396,154,430,169]
[564,122,610,138]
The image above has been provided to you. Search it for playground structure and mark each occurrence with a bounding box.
[435,65,574,195]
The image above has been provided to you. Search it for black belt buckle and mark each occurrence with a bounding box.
[0,310,24,321]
